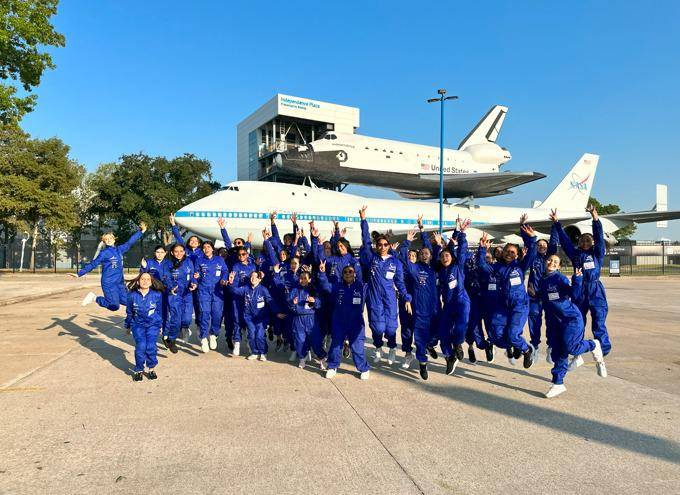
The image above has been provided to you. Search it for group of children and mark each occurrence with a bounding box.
[70,205,610,398]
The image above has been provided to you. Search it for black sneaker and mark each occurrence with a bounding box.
[455,344,464,361]
[162,338,170,350]
[427,346,438,360]
[168,339,178,354]
[275,337,283,352]
[468,346,477,363]
[342,341,351,358]
[513,346,522,360]
[419,363,429,380]
[506,347,514,359]
[523,347,534,369]
[226,336,234,351]
[132,372,143,382]
[445,355,458,375]
[147,370,158,380]
[268,327,274,341]
[485,344,495,363]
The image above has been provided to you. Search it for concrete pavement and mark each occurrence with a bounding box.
[0,277,679,494]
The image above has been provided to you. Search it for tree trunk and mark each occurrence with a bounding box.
[29,222,39,271]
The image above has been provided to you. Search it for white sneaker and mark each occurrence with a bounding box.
[233,342,240,356]
[259,354,267,362]
[81,291,97,307]
[373,347,383,364]
[307,351,312,361]
[200,338,209,353]
[568,355,584,371]
[545,384,567,398]
[532,345,541,366]
[360,370,370,380]
[246,354,258,360]
[319,358,328,371]
[387,348,396,365]
[401,353,415,369]
[209,334,217,350]
[591,340,604,362]
[298,358,306,369]
[596,360,607,378]
[508,356,517,366]
[185,327,192,341]
[546,346,553,365]
[325,368,337,379]
[288,350,297,362]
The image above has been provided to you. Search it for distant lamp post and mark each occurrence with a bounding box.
[427,89,458,232]
[19,231,29,272]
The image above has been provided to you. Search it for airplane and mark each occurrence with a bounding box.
[174,153,680,249]
[272,105,546,199]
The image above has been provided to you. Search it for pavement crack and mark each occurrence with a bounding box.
[328,380,425,495]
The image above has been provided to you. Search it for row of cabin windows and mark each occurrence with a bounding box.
[362,146,451,160]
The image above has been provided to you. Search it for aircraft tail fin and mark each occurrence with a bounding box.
[536,153,599,211]
[656,184,668,228]
[458,105,508,149]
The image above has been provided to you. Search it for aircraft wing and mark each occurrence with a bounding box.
[479,209,680,236]
[603,209,680,223]
[399,171,546,199]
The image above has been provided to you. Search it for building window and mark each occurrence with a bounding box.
[248,131,259,180]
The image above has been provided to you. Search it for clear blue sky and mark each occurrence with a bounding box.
[21,0,680,239]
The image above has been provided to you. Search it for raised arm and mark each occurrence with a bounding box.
[592,219,605,263]
[316,268,333,295]
[359,206,373,268]
[217,218,233,249]
[392,261,412,303]
[119,224,145,255]
[456,231,469,269]
[519,223,538,273]
[547,221,559,256]
[476,233,493,275]
[170,214,185,247]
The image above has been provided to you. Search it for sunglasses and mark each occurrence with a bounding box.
[238,253,248,257]
[376,242,389,247]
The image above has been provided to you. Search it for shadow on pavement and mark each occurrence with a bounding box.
[366,348,680,465]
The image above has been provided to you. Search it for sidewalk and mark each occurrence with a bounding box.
[0,273,100,307]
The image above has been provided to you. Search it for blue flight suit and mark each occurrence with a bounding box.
[437,232,471,358]
[527,227,559,349]
[538,271,596,385]
[172,225,204,325]
[77,229,143,311]
[478,229,537,353]
[288,284,327,360]
[271,268,299,349]
[399,239,439,363]
[317,272,370,372]
[161,257,196,341]
[126,289,163,372]
[554,219,611,355]
[140,257,170,336]
[196,255,228,339]
[227,283,279,355]
[359,219,412,349]
[229,260,257,343]
[464,250,491,350]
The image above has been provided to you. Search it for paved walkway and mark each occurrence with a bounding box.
[1,277,679,494]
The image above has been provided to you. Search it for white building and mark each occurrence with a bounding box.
[236,94,359,184]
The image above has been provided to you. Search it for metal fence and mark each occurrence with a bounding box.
[1,236,679,276]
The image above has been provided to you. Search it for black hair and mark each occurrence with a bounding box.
[375,234,390,245]
[335,238,354,257]
[187,235,202,247]
[167,243,187,268]
[153,244,165,252]
[202,240,215,249]
[127,272,165,292]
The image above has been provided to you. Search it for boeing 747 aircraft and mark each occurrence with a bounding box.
[175,153,680,248]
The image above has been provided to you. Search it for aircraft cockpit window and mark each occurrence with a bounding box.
[223,185,239,191]
[325,135,331,140]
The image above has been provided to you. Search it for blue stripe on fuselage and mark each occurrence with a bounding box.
[174,210,487,227]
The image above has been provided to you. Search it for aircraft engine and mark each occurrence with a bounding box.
[460,142,512,165]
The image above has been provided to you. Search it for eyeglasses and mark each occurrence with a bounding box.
[376,242,389,247]
[238,253,248,257]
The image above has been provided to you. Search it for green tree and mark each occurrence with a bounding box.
[0,124,84,269]
[88,153,220,247]
[589,196,637,239]
[0,0,65,124]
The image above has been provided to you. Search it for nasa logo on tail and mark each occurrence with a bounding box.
[569,173,590,196]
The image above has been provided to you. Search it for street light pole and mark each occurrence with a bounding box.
[427,90,458,232]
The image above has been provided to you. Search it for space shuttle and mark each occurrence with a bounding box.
[273,105,546,199]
